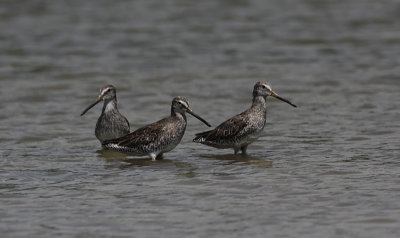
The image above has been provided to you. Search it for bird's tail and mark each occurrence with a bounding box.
[193,130,212,143]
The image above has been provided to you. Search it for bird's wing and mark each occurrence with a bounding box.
[195,111,249,141]
[104,117,169,147]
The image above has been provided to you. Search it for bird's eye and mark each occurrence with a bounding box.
[261,85,266,89]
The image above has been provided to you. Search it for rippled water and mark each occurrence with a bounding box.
[1,0,400,237]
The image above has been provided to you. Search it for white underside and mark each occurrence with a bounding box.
[105,141,179,161]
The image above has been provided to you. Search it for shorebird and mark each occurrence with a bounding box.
[103,96,211,160]
[81,85,130,143]
[193,82,296,154]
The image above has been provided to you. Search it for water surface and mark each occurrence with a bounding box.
[1,0,400,237]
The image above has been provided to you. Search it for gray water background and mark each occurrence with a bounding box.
[1,0,400,237]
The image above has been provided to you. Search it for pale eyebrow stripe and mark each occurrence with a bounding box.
[101,88,110,94]
[177,100,188,107]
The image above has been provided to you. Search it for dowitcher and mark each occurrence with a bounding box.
[193,82,296,154]
[81,85,130,143]
[103,96,211,160]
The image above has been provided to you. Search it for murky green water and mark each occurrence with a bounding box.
[1,0,400,237]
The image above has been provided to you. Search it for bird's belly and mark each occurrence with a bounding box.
[159,133,184,153]
[160,140,179,153]
[238,128,263,146]
[96,128,126,143]
[95,120,129,143]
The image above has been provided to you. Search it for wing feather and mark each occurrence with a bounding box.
[104,118,169,148]
[194,110,249,142]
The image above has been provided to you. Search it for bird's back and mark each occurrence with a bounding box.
[103,116,186,154]
[193,105,266,148]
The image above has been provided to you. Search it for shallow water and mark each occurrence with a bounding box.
[1,0,400,237]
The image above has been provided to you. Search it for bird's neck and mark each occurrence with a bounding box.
[102,98,118,114]
[252,95,267,109]
[171,109,187,122]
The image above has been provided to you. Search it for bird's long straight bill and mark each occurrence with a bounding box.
[187,110,212,127]
[81,99,102,116]
[272,95,297,107]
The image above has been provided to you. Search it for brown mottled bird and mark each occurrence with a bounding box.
[193,82,296,154]
[103,96,211,160]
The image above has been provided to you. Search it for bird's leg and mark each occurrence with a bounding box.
[241,145,248,154]
[234,146,240,154]
[150,153,157,161]
[156,153,164,160]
